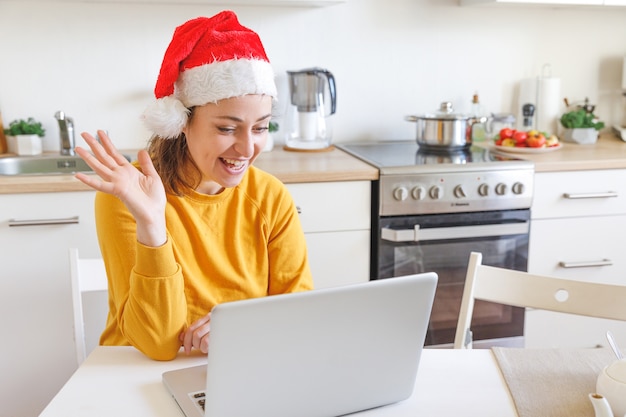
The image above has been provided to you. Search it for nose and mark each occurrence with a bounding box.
[234,130,255,157]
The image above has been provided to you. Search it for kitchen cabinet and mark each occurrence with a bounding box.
[526,169,626,349]
[0,191,99,417]
[286,180,371,289]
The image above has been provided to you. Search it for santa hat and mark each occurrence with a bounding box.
[142,11,277,139]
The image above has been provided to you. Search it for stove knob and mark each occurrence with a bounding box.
[429,185,443,200]
[512,182,525,195]
[411,186,425,200]
[495,183,507,196]
[453,185,466,198]
[478,183,489,197]
[393,186,408,201]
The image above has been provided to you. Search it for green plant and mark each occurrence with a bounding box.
[269,121,279,133]
[4,117,46,137]
[560,109,605,131]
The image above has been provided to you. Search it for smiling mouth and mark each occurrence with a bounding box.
[221,157,246,170]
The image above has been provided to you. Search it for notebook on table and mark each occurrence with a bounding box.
[162,272,438,417]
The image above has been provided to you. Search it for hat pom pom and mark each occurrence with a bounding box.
[141,96,190,139]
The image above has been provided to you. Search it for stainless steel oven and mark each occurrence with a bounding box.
[378,210,529,347]
[339,141,535,348]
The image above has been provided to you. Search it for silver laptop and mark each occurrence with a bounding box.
[162,272,438,417]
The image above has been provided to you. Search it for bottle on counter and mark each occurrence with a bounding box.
[0,111,7,154]
[470,93,487,141]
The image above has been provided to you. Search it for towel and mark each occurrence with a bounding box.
[492,347,616,417]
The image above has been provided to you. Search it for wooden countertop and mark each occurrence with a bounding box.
[253,146,379,182]
[1,134,625,194]
[0,146,379,194]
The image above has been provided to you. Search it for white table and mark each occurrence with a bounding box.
[39,347,517,417]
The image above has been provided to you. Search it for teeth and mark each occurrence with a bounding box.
[222,158,245,168]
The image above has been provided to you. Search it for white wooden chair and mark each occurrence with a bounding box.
[454,251,626,349]
[69,248,108,365]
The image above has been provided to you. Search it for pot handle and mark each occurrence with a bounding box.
[405,115,419,123]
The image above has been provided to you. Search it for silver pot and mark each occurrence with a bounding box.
[405,102,487,150]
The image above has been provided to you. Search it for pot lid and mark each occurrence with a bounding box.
[420,102,472,121]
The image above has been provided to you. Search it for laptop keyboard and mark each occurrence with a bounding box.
[191,391,206,412]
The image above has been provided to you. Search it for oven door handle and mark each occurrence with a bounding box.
[381,221,530,242]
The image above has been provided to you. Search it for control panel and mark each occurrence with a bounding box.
[379,167,534,216]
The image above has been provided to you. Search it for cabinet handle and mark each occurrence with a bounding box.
[562,191,618,199]
[558,259,613,268]
[296,206,301,214]
[8,216,80,227]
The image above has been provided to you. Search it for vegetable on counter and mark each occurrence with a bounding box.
[560,108,605,130]
[494,128,559,148]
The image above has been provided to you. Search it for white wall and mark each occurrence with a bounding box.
[1,0,625,153]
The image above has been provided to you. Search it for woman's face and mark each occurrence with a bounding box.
[183,95,272,195]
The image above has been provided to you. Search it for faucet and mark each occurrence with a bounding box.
[54,111,75,156]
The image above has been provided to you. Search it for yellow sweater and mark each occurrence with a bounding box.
[96,166,313,360]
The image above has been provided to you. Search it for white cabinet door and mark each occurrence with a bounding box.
[286,181,370,233]
[605,0,626,4]
[286,181,371,288]
[531,170,626,220]
[529,216,626,285]
[0,191,98,417]
[305,230,370,289]
[525,310,626,348]
[527,215,626,348]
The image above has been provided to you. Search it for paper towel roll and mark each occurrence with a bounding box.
[517,76,561,134]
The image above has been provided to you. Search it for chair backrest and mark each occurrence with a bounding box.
[69,248,108,365]
[454,251,626,349]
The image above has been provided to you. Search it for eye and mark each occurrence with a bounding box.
[253,125,269,134]
[218,126,236,134]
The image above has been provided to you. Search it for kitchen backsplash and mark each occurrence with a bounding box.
[0,0,625,151]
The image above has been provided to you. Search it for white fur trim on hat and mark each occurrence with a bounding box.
[141,96,191,139]
[142,59,276,139]
[179,59,277,107]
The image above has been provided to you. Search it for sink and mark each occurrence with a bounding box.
[0,154,93,176]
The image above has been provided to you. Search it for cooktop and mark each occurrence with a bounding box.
[338,140,527,172]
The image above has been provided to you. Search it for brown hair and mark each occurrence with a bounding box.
[147,108,202,196]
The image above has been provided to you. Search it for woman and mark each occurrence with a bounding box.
[75,11,313,361]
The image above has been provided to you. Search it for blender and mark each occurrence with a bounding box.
[284,68,336,151]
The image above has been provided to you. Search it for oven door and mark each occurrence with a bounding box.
[377,209,530,347]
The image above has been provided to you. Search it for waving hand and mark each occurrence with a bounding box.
[74,130,167,247]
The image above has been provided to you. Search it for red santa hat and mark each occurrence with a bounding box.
[142,11,277,139]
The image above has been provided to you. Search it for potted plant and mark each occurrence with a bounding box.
[264,121,279,152]
[560,107,604,145]
[4,117,46,155]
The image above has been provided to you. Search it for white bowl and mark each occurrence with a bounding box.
[597,359,626,417]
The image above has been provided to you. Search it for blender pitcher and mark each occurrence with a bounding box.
[284,68,336,151]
